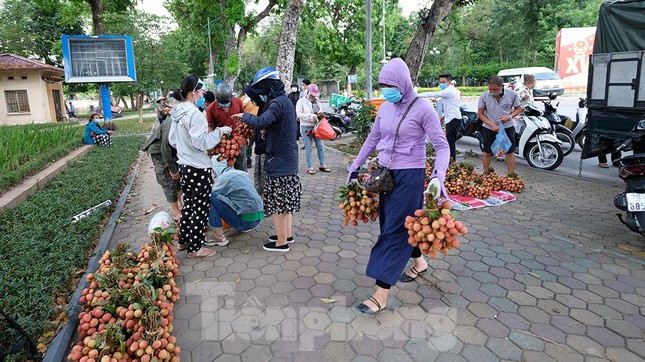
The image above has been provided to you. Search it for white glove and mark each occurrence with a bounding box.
[424,177,442,200]
[219,126,233,135]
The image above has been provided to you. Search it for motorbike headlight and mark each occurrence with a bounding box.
[340,109,345,115]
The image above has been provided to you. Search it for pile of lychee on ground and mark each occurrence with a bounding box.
[68,230,180,362]
[337,160,526,259]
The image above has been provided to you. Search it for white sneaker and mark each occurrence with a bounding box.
[204,233,230,247]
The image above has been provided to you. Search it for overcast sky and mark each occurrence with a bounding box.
[138,0,430,19]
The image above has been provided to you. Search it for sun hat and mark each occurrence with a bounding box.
[308,84,320,97]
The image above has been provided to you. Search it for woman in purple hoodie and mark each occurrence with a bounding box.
[348,58,450,315]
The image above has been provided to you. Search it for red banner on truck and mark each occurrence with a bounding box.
[554,27,596,91]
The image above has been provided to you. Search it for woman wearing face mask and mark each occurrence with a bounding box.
[84,113,112,147]
[169,75,233,258]
[297,83,330,174]
[347,58,450,314]
[231,67,301,253]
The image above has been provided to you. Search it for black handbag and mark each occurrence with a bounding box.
[362,97,419,194]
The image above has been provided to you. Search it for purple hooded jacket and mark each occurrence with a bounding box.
[350,58,450,183]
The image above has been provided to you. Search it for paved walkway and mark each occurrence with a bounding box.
[110,144,645,362]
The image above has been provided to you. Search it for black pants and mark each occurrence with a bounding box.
[179,165,212,253]
[598,152,621,165]
[376,246,422,290]
[446,119,461,162]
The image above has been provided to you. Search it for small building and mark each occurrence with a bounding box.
[0,54,66,126]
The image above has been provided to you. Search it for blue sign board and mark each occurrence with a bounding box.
[61,35,136,83]
[348,74,359,83]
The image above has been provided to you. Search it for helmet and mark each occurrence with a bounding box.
[252,66,280,86]
[215,84,233,104]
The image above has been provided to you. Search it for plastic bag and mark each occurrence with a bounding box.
[312,117,336,140]
[148,211,174,235]
[491,121,512,157]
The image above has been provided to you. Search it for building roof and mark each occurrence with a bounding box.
[0,54,64,73]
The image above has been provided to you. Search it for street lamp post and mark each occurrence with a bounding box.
[430,47,440,87]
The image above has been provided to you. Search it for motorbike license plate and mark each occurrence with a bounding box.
[626,193,645,212]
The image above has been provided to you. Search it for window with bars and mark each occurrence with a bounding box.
[5,90,30,113]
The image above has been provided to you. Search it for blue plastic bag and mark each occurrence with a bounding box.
[491,121,512,157]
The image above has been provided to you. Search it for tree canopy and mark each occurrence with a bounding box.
[0,0,605,100]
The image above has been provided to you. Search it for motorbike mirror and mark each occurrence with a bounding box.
[548,92,557,100]
[636,119,645,131]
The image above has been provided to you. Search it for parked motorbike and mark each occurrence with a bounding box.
[525,94,575,156]
[613,119,645,235]
[323,111,349,137]
[335,99,354,129]
[515,105,565,170]
[457,106,485,150]
[111,105,123,118]
[574,98,588,149]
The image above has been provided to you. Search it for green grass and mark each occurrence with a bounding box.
[111,117,156,135]
[0,124,84,192]
[0,136,144,360]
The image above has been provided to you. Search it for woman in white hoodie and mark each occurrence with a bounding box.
[296,84,330,174]
[169,75,232,258]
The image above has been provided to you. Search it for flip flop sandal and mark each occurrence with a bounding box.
[188,247,216,258]
[399,266,428,283]
[307,169,316,174]
[598,163,609,168]
[319,166,331,172]
[356,296,386,315]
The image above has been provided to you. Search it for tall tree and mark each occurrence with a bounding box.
[84,0,134,35]
[167,0,281,86]
[276,0,304,87]
[0,0,84,66]
[405,0,465,85]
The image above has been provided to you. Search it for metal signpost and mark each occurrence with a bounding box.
[62,35,136,120]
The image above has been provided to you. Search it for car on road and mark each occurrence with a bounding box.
[498,67,565,98]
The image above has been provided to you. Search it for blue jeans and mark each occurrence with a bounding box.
[300,125,325,169]
[208,193,260,232]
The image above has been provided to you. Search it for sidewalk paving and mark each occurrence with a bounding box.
[110,144,645,362]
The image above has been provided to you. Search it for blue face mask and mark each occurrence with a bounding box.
[219,102,231,108]
[439,83,448,90]
[194,96,205,108]
[259,95,267,102]
[382,87,403,103]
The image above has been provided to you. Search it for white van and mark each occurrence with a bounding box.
[497,67,564,98]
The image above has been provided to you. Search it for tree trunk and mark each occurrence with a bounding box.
[138,93,144,125]
[221,0,278,86]
[404,0,456,85]
[85,0,106,35]
[276,0,304,88]
[130,94,135,110]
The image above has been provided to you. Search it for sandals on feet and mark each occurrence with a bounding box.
[307,169,316,174]
[399,266,428,283]
[188,247,216,258]
[319,166,331,172]
[356,296,386,315]
[598,163,609,168]
[177,243,188,251]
